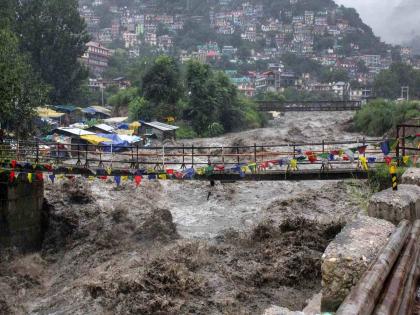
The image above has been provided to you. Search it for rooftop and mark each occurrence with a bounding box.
[142,121,179,132]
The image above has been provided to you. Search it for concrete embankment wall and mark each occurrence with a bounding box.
[0,180,44,251]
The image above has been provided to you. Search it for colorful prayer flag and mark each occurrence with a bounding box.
[380,141,390,156]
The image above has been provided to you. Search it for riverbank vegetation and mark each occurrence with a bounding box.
[353,100,420,136]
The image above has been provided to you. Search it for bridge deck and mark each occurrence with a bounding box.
[0,135,410,182]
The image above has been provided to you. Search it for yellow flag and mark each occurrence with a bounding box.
[88,176,95,181]
[360,156,368,171]
[403,156,410,165]
[106,167,112,175]
[158,174,167,180]
[290,159,298,170]
[28,173,33,183]
[389,164,397,174]
[122,176,128,181]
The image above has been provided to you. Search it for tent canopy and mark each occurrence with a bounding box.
[80,135,112,145]
[97,133,129,152]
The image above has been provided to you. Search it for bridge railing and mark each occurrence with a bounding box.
[0,138,392,173]
[396,124,420,166]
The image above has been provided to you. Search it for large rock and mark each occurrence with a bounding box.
[368,184,420,224]
[402,168,420,187]
[321,215,394,312]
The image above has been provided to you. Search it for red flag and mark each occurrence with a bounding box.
[357,145,367,154]
[174,172,183,179]
[9,171,15,183]
[384,156,392,165]
[44,164,53,171]
[36,172,43,181]
[11,160,16,169]
[135,175,142,187]
[309,155,317,163]
[260,162,268,169]
[166,169,174,175]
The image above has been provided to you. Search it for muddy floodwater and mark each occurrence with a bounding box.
[0,112,371,315]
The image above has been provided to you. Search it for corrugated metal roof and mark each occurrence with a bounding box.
[92,124,114,132]
[83,106,111,116]
[37,107,66,118]
[90,106,111,115]
[142,121,179,132]
[54,105,81,113]
[53,127,95,137]
[103,117,128,124]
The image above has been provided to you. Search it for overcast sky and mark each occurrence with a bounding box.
[335,0,420,44]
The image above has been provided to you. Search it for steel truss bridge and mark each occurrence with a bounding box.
[256,100,362,112]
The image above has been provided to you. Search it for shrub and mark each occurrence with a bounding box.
[175,122,198,139]
[368,164,407,192]
[353,100,420,136]
[204,122,225,137]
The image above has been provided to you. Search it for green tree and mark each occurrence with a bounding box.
[185,61,216,134]
[128,97,153,121]
[108,87,139,114]
[185,61,264,135]
[374,70,400,100]
[141,55,183,119]
[374,63,420,99]
[14,0,90,104]
[0,29,49,136]
[0,0,15,28]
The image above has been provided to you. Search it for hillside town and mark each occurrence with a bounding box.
[78,0,417,101]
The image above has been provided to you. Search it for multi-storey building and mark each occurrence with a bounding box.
[81,42,112,76]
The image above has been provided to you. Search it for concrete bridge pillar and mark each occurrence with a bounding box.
[0,179,44,251]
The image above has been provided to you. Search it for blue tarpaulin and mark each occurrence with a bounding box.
[97,133,129,152]
[117,123,130,130]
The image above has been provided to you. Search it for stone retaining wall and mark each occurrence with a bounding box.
[0,180,44,251]
[402,168,420,187]
[368,184,420,224]
[321,215,394,312]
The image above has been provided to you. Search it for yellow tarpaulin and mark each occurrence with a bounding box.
[80,135,112,145]
[129,121,141,130]
[37,107,66,119]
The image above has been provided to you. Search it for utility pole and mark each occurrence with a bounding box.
[101,83,105,106]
